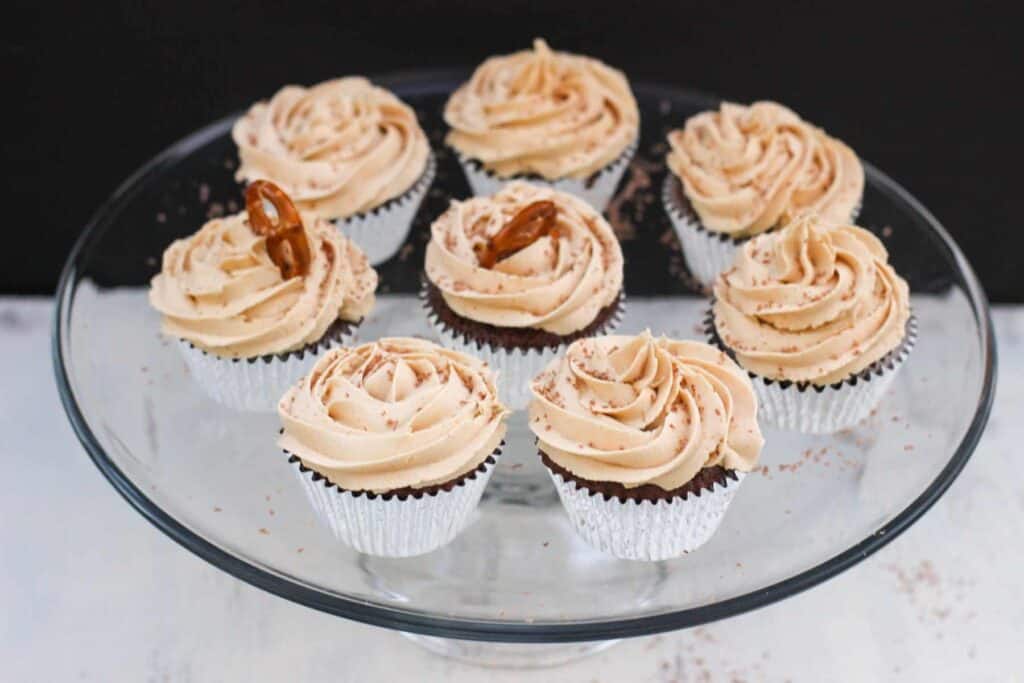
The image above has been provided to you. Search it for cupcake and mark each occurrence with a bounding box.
[423,181,625,409]
[232,77,434,265]
[278,338,509,557]
[663,101,864,286]
[445,39,639,211]
[709,213,914,433]
[529,332,764,561]
[150,181,377,412]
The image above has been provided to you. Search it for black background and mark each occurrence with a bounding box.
[5,1,1021,299]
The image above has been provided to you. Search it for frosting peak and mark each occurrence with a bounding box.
[233,77,430,219]
[425,181,624,334]
[278,338,508,493]
[713,214,910,384]
[445,39,639,180]
[529,333,763,490]
[149,211,376,358]
[666,101,864,237]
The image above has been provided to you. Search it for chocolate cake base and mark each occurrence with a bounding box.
[424,281,623,351]
[540,449,738,503]
[287,443,501,502]
[186,317,358,364]
[459,154,604,190]
[454,142,634,191]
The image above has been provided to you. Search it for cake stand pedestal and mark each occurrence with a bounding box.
[401,634,620,669]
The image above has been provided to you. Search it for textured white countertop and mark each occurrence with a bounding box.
[1,297,1020,682]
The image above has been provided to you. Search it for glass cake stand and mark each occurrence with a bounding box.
[52,71,996,668]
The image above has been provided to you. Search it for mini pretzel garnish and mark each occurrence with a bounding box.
[474,200,560,269]
[245,180,312,280]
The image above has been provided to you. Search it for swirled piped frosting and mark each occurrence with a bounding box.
[713,214,910,385]
[425,181,624,335]
[666,101,864,238]
[232,77,430,219]
[149,211,377,358]
[529,332,763,490]
[278,338,509,493]
[445,39,639,180]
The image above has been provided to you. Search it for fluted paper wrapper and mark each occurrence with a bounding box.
[662,174,743,288]
[454,141,636,211]
[177,326,356,413]
[548,469,746,561]
[334,153,436,265]
[752,333,915,433]
[291,451,499,557]
[752,374,900,434]
[709,315,916,434]
[423,290,625,410]
[662,174,862,288]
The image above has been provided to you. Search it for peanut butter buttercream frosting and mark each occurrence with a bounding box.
[149,211,377,358]
[445,39,639,180]
[424,181,624,335]
[529,332,763,490]
[713,214,910,385]
[278,338,508,493]
[232,77,430,219]
[666,101,863,238]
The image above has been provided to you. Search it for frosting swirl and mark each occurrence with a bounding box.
[667,101,863,237]
[278,338,508,493]
[529,332,763,490]
[149,211,377,358]
[445,39,639,180]
[713,214,910,385]
[232,77,430,219]
[425,181,624,335]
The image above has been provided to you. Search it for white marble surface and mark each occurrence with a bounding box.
[1,297,1021,682]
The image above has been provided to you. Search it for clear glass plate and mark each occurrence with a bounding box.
[53,72,996,643]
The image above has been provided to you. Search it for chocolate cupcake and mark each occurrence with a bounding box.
[663,101,864,286]
[710,213,914,433]
[233,77,434,265]
[149,181,377,412]
[423,181,625,409]
[445,39,639,211]
[529,332,764,561]
[278,338,509,557]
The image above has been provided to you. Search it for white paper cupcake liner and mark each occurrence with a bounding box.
[662,173,745,288]
[548,468,747,561]
[662,174,862,289]
[752,370,899,434]
[333,153,436,266]
[453,141,637,211]
[177,324,357,413]
[706,313,917,434]
[422,288,625,410]
[289,446,501,557]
